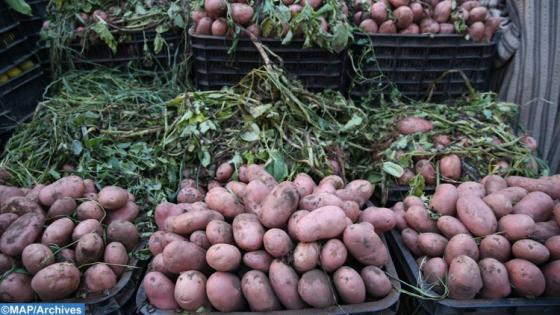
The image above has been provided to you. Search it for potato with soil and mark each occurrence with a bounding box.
[344,179,374,207]
[96,185,130,211]
[505,258,545,297]
[531,221,560,243]
[457,195,497,236]
[72,218,103,241]
[233,213,265,251]
[430,184,459,216]
[104,242,128,276]
[189,231,211,250]
[0,272,34,302]
[263,228,293,257]
[299,192,343,211]
[175,270,208,311]
[481,175,507,195]
[206,272,246,312]
[0,213,44,256]
[444,233,479,265]
[415,160,436,185]
[359,206,396,233]
[107,220,139,251]
[243,180,271,214]
[320,239,348,273]
[260,182,300,228]
[243,250,273,272]
[163,240,207,274]
[0,213,18,236]
[144,271,179,310]
[22,243,54,274]
[480,234,511,262]
[154,202,186,231]
[421,257,447,293]
[169,209,224,235]
[83,263,117,293]
[401,228,422,256]
[293,173,316,198]
[268,259,306,309]
[75,232,104,265]
[148,231,186,256]
[418,232,448,257]
[293,242,320,272]
[361,265,392,298]
[177,182,205,204]
[512,239,550,265]
[543,260,560,296]
[31,262,81,300]
[448,255,483,299]
[398,117,433,135]
[457,181,486,198]
[247,164,277,189]
[498,214,535,241]
[437,216,470,238]
[0,254,13,275]
[331,266,366,304]
[1,196,43,217]
[343,222,388,267]
[298,269,336,308]
[206,220,234,245]
[440,155,461,180]
[546,235,560,259]
[405,205,438,233]
[41,217,74,246]
[205,187,245,219]
[75,200,104,221]
[242,270,282,311]
[478,258,511,298]
[513,191,553,222]
[107,200,139,223]
[294,206,347,242]
[38,175,84,206]
[206,244,241,271]
[216,162,234,182]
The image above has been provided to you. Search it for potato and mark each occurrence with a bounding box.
[405,205,438,233]
[344,179,374,207]
[94,185,127,210]
[195,16,212,34]
[298,269,335,308]
[299,192,343,211]
[231,3,254,25]
[512,239,550,265]
[320,239,347,273]
[457,195,497,236]
[448,255,483,299]
[247,164,277,189]
[421,257,447,293]
[242,180,270,215]
[260,182,299,228]
[480,234,511,262]
[461,0,480,10]
[469,21,484,42]
[59,249,75,263]
[457,182,485,198]
[468,6,488,24]
[531,220,560,243]
[151,253,175,278]
[439,155,461,180]
[0,185,25,205]
[0,254,14,275]
[0,213,18,236]
[415,160,436,185]
[333,266,366,304]
[343,222,388,267]
[546,235,560,260]
[444,234,479,265]
[0,272,34,302]
[148,231,186,256]
[292,242,319,272]
[555,203,560,227]
[0,213,44,256]
[1,196,43,217]
[401,228,422,256]
[292,173,315,198]
[481,175,507,195]
[76,200,105,222]
[439,22,455,34]
[83,263,117,293]
[187,231,209,250]
[169,209,224,235]
[499,186,528,203]
[175,270,208,310]
[294,206,347,242]
[205,187,245,219]
[392,202,408,231]
[360,19,378,33]
[106,200,138,223]
[433,0,451,23]
[75,232,104,265]
[154,202,186,231]
[206,272,246,312]
[233,213,265,251]
[206,244,241,272]
[379,20,397,33]
[163,240,206,273]
[241,270,282,311]
[418,232,448,257]
[268,260,305,309]
[437,216,470,239]
[498,214,536,241]
[340,201,360,223]
[215,162,234,182]
[359,206,396,233]
[107,220,139,251]
[398,116,433,135]
[394,6,413,30]
[243,250,273,272]
[204,220,233,246]
[104,241,128,276]
[287,210,309,239]
[370,1,388,25]
[144,271,178,310]
[225,182,246,200]
[22,243,54,274]
[513,191,553,222]
[263,228,293,258]
[38,176,84,207]
[505,259,545,297]
[404,195,424,210]
[483,191,515,218]
[72,218,103,241]
[430,184,458,216]
[543,260,560,296]
[31,262,80,300]
[40,217,73,247]
[478,258,511,298]
[358,266,391,299]
[177,184,205,204]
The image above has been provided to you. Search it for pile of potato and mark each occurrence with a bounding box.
[353,0,501,42]
[143,164,395,311]
[393,174,560,299]
[0,176,140,302]
[192,0,258,37]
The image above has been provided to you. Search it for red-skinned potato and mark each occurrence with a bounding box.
[499,214,535,241]
[359,206,396,233]
[512,191,553,222]
[205,187,245,219]
[398,117,433,135]
[190,231,211,250]
[75,232,104,265]
[144,271,178,310]
[106,200,138,223]
[512,239,550,265]
[333,266,366,304]
[76,200,104,221]
[98,185,128,210]
[298,270,336,308]
[505,259,545,297]
[294,206,347,242]
[415,160,436,185]
[469,21,485,42]
[269,259,306,309]
[341,201,360,223]
[343,222,388,267]
[206,272,246,312]
[392,202,408,230]
[439,23,455,34]
[320,239,347,273]
[191,9,207,24]
[468,6,488,24]
[31,262,81,300]
[370,1,388,25]
[243,250,273,272]
[241,270,282,311]
[379,20,397,33]
[260,182,299,228]
[546,235,560,259]
[360,19,378,33]
[421,257,447,293]
[168,209,224,235]
[457,181,486,198]
[205,0,227,18]
[418,232,448,257]
[531,220,560,243]
[41,217,74,246]
[0,213,45,256]
[394,6,413,30]
[430,184,458,216]
[456,195,497,236]
[440,154,461,180]
[216,162,234,182]
[420,18,440,34]
[444,233,479,265]
[448,255,483,299]
[211,18,228,36]
[83,263,117,293]
[107,220,139,251]
[505,176,560,199]
[293,242,320,272]
[437,216,470,239]
[150,253,173,277]
[543,260,560,296]
[405,205,438,233]
[461,0,480,11]
[480,234,511,262]
[233,213,265,251]
[22,243,55,274]
[195,17,213,35]
[175,271,208,311]
[361,265,392,297]
[38,175,84,207]
[389,0,409,8]
[104,242,128,276]
[247,164,277,190]
[163,240,206,273]
[484,16,501,42]
[47,197,76,219]
[206,220,234,245]
[0,272,34,302]
[401,228,422,256]
[263,228,293,257]
[479,258,511,298]
[154,202,185,231]
[433,0,452,23]
[410,2,424,22]
[0,213,18,236]
[148,231,186,256]
[293,173,316,198]
[206,244,242,271]
[243,179,271,215]
[287,210,309,240]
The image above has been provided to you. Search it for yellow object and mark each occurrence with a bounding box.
[0,74,8,84]
[6,67,22,78]
[19,60,35,71]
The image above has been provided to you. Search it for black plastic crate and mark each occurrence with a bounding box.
[135,234,400,315]
[27,0,49,18]
[350,34,497,102]
[0,6,16,31]
[191,31,348,92]
[386,230,560,315]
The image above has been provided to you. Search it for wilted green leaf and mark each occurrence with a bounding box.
[248,104,272,118]
[341,113,363,132]
[241,124,260,142]
[5,0,31,15]
[382,161,404,178]
[91,22,117,53]
[266,152,288,181]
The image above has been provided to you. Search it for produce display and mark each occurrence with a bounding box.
[0,176,140,302]
[353,0,501,42]
[393,174,560,299]
[142,164,395,311]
